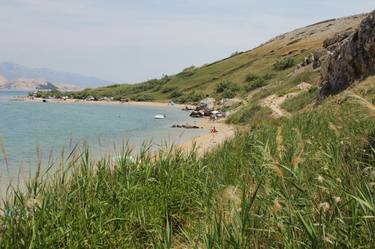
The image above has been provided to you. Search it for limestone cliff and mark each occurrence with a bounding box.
[319,10,375,97]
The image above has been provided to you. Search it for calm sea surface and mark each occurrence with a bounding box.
[0,91,205,187]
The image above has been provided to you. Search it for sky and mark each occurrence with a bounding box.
[0,0,374,83]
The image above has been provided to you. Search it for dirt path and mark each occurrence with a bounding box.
[246,87,264,100]
[261,82,312,118]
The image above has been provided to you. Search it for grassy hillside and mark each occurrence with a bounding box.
[73,14,365,103]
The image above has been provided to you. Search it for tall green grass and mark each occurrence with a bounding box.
[0,96,374,248]
[281,87,318,113]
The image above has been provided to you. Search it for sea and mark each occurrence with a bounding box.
[0,91,205,188]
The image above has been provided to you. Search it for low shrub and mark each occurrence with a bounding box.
[169,90,183,98]
[161,86,177,93]
[273,58,295,70]
[245,78,266,92]
[178,66,197,77]
[132,94,155,101]
[244,73,273,92]
[245,73,259,82]
[177,92,204,103]
[215,80,241,99]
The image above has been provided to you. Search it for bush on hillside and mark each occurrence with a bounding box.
[215,80,239,93]
[262,73,273,80]
[169,90,183,98]
[215,80,240,99]
[245,78,267,92]
[178,66,197,77]
[160,74,170,83]
[132,94,154,101]
[161,86,177,93]
[230,51,242,57]
[245,73,259,82]
[177,91,204,103]
[273,58,295,70]
[215,81,230,93]
[244,73,273,92]
[221,88,237,99]
[104,84,120,88]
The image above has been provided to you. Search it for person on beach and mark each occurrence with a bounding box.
[210,126,218,143]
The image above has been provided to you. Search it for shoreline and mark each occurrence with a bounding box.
[15,96,190,109]
[15,96,236,156]
[1,97,236,196]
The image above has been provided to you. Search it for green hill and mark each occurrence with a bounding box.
[74,14,365,103]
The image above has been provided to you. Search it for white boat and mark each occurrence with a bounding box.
[154,114,166,119]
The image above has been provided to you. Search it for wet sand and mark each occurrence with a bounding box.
[179,118,235,156]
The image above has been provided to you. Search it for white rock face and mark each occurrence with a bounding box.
[320,10,375,97]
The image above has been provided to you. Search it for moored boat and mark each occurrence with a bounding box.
[154,114,166,119]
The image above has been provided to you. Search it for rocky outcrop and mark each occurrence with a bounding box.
[322,30,354,50]
[312,49,326,69]
[190,98,216,117]
[319,10,375,97]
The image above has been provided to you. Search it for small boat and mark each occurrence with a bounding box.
[154,114,166,119]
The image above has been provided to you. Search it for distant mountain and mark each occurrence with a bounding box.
[0,62,110,89]
[0,79,82,92]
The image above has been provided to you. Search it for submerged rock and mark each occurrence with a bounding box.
[171,124,201,129]
[190,110,205,118]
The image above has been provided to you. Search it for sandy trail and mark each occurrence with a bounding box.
[261,82,312,118]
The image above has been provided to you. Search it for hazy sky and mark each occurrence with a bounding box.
[0,0,374,83]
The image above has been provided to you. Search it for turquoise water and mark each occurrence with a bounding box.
[0,91,204,186]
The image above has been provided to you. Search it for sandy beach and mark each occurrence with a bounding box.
[179,118,235,156]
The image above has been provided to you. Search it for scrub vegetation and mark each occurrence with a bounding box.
[1,87,375,248]
[2,13,375,248]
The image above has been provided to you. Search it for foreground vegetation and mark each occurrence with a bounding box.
[2,13,375,248]
[1,86,374,248]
